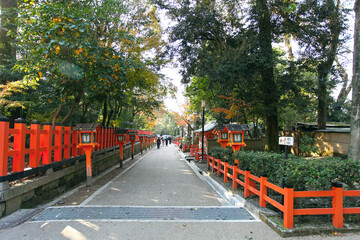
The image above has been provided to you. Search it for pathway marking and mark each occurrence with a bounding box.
[29,206,258,222]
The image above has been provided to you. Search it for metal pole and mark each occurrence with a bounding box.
[201,101,205,162]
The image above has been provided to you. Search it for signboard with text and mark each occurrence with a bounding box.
[279,137,294,146]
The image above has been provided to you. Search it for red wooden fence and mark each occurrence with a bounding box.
[0,118,152,177]
[189,149,360,229]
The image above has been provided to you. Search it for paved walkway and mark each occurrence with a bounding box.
[0,145,359,239]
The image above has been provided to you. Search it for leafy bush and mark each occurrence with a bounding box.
[299,134,319,156]
[209,147,236,165]
[285,157,360,190]
[209,147,223,159]
[211,150,360,191]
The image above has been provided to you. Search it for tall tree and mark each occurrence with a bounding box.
[349,0,360,160]
[255,0,279,151]
[156,0,282,151]
[13,0,166,126]
[0,0,17,82]
[296,0,349,129]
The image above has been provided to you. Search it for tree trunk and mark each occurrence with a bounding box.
[102,99,107,126]
[336,58,352,103]
[60,90,83,125]
[349,0,360,160]
[0,0,17,84]
[256,0,279,152]
[317,68,328,130]
[52,105,63,128]
[316,0,342,130]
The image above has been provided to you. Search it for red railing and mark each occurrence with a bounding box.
[0,118,122,177]
[182,144,198,152]
[206,155,360,229]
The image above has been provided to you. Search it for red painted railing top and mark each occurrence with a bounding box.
[206,155,360,229]
[0,117,151,177]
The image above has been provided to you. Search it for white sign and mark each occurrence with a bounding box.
[279,137,294,146]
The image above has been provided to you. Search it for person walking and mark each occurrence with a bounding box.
[157,137,161,149]
[165,137,168,146]
[161,136,165,146]
[168,136,172,145]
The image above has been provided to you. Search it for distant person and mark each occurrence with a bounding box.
[165,137,168,146]
[162,136,165,146]
[168,136,172,145]
[157,137,161,149]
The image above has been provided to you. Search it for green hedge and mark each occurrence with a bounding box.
[208,148,360,191]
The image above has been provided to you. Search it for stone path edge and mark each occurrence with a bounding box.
[177,150,259,222]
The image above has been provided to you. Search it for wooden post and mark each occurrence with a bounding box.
[232,164,238,189]
[119,144,124,168]
[63,126,71,159]
[259,174,268,207]
[207,154,211,170]
[217,159,221,176]
[83,146,93,186]
[30,120,41,168]
[71,127,77,157]
[111,128,115,147]
[332,182,344,228]
[224,161,229,183]
[0,116,9,176]
[283,183,294,229]
[244,170,251,198]
[42,122,52,164]
[107,128,110,147]
[13,118,26,172]
[54,124,63,162]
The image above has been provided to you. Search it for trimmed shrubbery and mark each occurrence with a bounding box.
[208,147,360,191]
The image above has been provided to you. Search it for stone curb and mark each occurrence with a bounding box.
[179,149,360,238]
[178,150,259,220]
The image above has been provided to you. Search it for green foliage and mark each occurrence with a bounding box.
[209,150,360,191]
[209,147,236,165]
[299,134,319,156]
[286,157,360,190]
[3,0,168,126]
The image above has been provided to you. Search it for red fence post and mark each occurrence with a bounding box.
[42,122,52,164]
[283,183,294,229]
[29,120,41,168]
[259,174,268,207]
[112,128,115,147]
[13,118,26,172]
[224,161,229,183]
[100,127,104,149]
[71,127,78,157]
[244,169,251,198]
[105,128,108,148]
[332,182,344,228]
[0,116,9,176]
[207,154,211,170]
[232,163,238,189]
[54,124,63,162]
[217,159,221,176]
[63,126,71,159]
[212,157,216,173]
